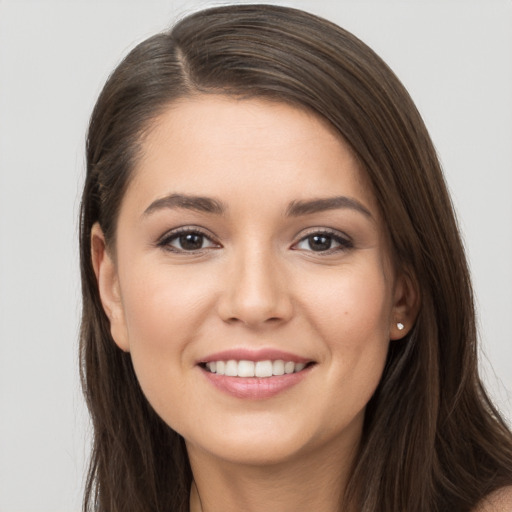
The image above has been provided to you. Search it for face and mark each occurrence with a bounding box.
[93,95,414,468]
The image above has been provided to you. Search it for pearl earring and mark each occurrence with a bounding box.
[397,322,404,331]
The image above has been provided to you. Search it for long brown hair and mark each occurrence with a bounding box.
[79,5,512,511]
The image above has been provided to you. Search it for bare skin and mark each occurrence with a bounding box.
[92,96,419,512]
[188,438,357,512]
[473,487,512,512]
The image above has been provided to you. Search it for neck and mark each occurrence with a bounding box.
[187,435,359,512]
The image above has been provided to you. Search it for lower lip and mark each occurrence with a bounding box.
[200,366,312,399]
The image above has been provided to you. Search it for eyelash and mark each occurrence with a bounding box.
[292,229,353,254]
[156,227,220,253]
[156,227,353,254]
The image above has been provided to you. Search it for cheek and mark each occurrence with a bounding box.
[116,261,218,404]
[302,263,393,344]
[299,262,393,398]
[120,259,216,342]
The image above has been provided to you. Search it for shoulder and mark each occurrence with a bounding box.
[473,487,512,512]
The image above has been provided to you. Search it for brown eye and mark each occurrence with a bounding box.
[294,230,353,253]
[158,229,219,253]
[306,234,332,251]
[178,233,205,251]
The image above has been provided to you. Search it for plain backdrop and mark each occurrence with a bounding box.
[0,1,510,510]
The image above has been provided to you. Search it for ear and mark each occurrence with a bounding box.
[389,270,420,341]
[91,223,130,352]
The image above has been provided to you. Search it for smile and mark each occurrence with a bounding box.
[198,351,315,399]
[203,359,307,378]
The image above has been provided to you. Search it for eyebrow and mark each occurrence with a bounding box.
[143,194,225,217]
[142,193,372,219]
[286,196,373,218]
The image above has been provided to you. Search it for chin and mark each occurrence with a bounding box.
[188,434,311,467]
[183,409,361,468]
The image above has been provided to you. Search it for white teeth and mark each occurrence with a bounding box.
[238,360,255,377]
[284,361,295,374]
[294,363,306,372]
[255,360,273,377]
[272,360,285,376]
[204,359,309,377]
[216,361,225,375]
[225,360,238,377]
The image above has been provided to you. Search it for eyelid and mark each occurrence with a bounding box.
[291,227,353,252]
[156,225,221,252]
[155,225,352,254]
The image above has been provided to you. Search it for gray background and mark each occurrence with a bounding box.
[0,1,510,510]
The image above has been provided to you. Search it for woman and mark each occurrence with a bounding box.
[79,4,512,511]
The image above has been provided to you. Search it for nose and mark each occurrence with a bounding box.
[217,245,293,327]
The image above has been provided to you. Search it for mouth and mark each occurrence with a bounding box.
[199,359,314,378]
[198,351,316,399]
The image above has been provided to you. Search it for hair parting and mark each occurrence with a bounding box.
[79,5,512,511]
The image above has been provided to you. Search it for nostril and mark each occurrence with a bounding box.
[222,314,288,326]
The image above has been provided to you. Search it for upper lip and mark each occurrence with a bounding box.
[198,348,313,364]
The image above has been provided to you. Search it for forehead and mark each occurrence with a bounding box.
[127,94,378,216]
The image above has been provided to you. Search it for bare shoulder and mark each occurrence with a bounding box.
[473,487,512,512]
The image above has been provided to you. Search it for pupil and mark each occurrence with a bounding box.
[179,233,203,250]
[309,234,331,251]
